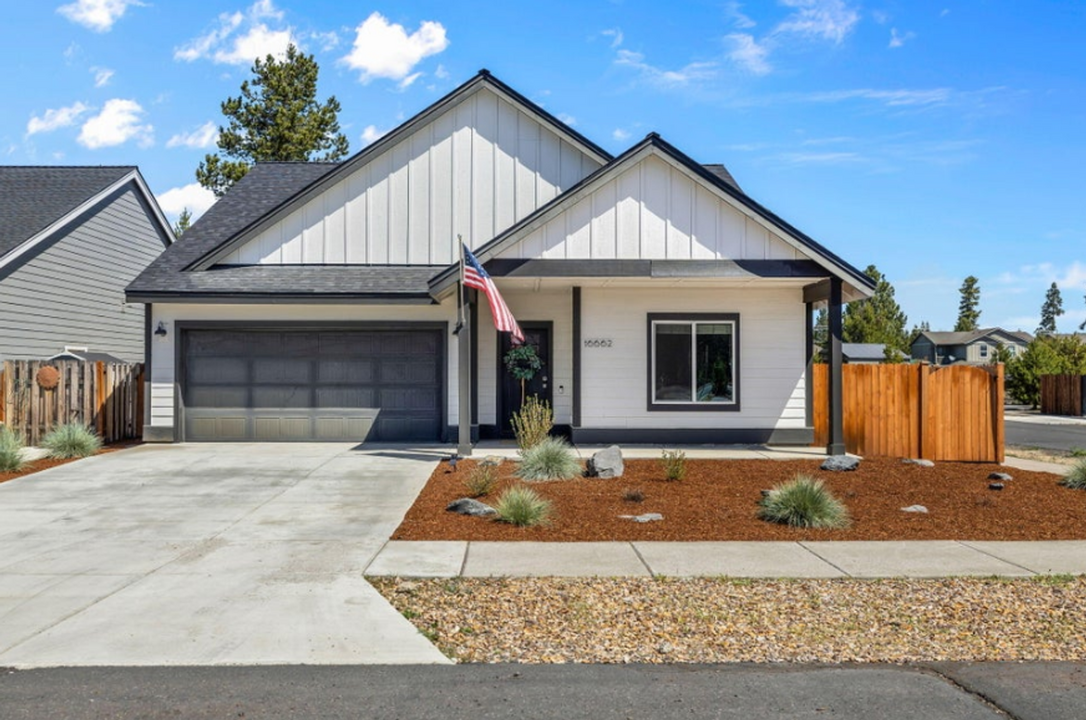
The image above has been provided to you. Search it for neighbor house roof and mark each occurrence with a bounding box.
[915,328,1034,346]
[842,343,890,362]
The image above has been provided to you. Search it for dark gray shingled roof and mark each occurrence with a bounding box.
[918,328,1034,346]
[0,166,134,257]
[702,163,741,192]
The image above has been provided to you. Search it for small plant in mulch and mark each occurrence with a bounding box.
[494,484,553,527]
[0,427,26,472]
[516,436,582,482]
[660,449,687,482]
[41,423,102,459]
[511,395,553,451]
[622,488,645,503]
[759,474,850,529]
[463,465,499,498]
[1061,460,1086,490]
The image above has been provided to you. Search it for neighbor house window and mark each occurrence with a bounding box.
[648,313,739,411]
[979,344,988,358]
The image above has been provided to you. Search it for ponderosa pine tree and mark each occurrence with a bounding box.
[1037,282,1064,335]
[954,276,982,332]
[841,265,909,357]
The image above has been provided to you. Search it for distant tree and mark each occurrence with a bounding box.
[196,44,349,197]
[954,276,982,332]
[907,320,930,347]
[812,307,828,362]
[842,265,909,356]
[1037,282,1064,335]
[1005,335,1086,406]
[172,207,192,238]
[990,343,1015,365]
[1081,292,1086,331]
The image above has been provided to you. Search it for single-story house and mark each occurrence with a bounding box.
[127,70,873,453]
[0,166,172,362]
[910,328,1032,365]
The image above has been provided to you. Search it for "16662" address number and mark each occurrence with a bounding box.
[583,339,613,348]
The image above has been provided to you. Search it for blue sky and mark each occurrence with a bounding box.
[2,0,1084,333]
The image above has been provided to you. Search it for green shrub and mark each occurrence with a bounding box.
[0,427,25,473]
[660,449,687,482]
[1061,460,1086,490]
[463,464,499,498]
[759,475,850,529]
[41,423,102,459]
[494,485,553,527]
[511,395,553,450]
[516,436,582,481]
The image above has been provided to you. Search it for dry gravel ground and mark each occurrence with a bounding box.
[372,576,1086,664]
[1008,446,1085,466]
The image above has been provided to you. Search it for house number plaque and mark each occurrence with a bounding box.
[583,339,613,348]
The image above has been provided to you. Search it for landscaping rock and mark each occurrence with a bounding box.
[479,455,504,467]
[820,456,860,472]
[586,445,624,478]
[901,505,929,513]
[446,498,497,516]
[989,483,1005,491]
[902,458,935,467]
[395,581,421,594]
[988,472,1013,481]
[619,512,664,523]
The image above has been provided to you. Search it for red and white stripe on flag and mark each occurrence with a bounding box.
[462,243,525,345]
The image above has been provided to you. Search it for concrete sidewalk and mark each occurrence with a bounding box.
[366,539,1086,578]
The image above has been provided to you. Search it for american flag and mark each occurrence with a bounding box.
[462,243,524,345]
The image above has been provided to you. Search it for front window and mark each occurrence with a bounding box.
[649,314,739,410]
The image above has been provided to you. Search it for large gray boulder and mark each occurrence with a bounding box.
[446,498,497,516]
[586,445,624,478]
[821,456,860,472]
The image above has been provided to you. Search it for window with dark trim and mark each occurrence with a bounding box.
[647,313,740,412]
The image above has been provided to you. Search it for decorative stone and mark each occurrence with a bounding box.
[988,472,1013,481]
[586,445,624,478]
[619,513,664,523]
[479,455,504,467]
[989,483,1005,491]
[902,458,935,467]
[820,456,860,472]
[446,498,497,516]
[395,581,421,594]
[901,505,929,513]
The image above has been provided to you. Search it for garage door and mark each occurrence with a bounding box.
[181,329,443,442]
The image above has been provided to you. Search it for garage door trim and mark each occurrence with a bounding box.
[175,320,448,443]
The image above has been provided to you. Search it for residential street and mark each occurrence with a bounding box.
[2,663,1085,719]
[1006,415,1086,452]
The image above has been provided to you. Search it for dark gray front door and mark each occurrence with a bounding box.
[181,329,443,442]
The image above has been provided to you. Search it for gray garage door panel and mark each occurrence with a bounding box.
[182,329,443,442]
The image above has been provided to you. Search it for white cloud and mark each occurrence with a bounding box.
[801,87,953,107]
[156,182,217,221]
[614,50,717,88]
[398,72,423,90]
[557,113,576,127]
[774,0,860,44]
[57,0,141,33]
[175,0,296,65]
[724,2,757,29]
[726,33,772,75]
[340,12,448,83]
[612,128,631,142]
[309,30,340,51]
[360,125,388,145]
[601,27,624,48]
[888,28,916,48]
[91,66,114,87]
[166,121,219,149]
[26,102,89,136]
[774,151,864,165]
[77,98,152,149]
[434,64,449,79]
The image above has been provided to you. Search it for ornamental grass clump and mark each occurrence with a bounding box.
[494,484,553,527]
[463,464,499,498]
[1061,459,1086,490]
[511,395,553,451]
[758,474,850,529]
[516,436,582,482]
[660,449,687,482]
[0,427,25,472]
[41,423,102,459]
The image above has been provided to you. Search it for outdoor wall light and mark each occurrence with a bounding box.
[154,322,168,338]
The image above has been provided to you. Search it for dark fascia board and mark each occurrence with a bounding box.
[126,291,437,305]
[429,134,877,297]
[485,258,826,279]
[186,70,613,273]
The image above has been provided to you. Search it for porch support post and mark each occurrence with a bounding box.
[827,277,845,456]
[804,301,814,428]
[457,287,473,457]
[572,286,581,429]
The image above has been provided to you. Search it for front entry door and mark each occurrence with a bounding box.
[499,323,552,437]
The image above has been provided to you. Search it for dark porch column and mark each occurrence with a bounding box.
[827,277,845,456]
[457,288,473,457]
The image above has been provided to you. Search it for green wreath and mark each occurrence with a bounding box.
[504,344,543,405]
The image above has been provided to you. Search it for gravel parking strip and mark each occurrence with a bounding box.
[372,576,1086,664]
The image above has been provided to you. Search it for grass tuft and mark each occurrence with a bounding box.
[1061,459,1086,490]
[494,484,553,527]
[463,464,499,498]
[516,436,582,482]
[660,449,687,482]
[41,423,102,459]
[0,427,26,472]
[759,474,850,529]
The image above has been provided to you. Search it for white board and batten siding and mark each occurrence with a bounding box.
[579,286,807,431]
[218,87,603,267]
[497,154,804,263]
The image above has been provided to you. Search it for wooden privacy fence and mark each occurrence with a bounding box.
[813,363,1004,462]
[1040,374,1086,416]
[0,360,144,445]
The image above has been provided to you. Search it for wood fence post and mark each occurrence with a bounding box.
[95,361,106,437]
[918,363,931,460]
[992,363,1005,464]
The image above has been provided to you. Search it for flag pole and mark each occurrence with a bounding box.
[456,234,472,457]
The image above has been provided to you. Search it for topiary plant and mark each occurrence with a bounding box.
[41,423,103,459]
[759,474,850,529]
[516,436,582,482]
[494,484,553,527]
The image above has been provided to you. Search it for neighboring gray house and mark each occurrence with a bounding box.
[0,166,172,362]
[910,328,1032,365]
[841,343,906,364]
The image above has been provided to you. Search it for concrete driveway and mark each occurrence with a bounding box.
[0,443,450,667]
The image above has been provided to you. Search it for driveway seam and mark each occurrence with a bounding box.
[955,541,1038,576]
[917,664,1022,720]
[628,542,655,576]
[796,542,853,577]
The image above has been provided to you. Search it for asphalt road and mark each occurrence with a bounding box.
[1006,418,1086,452]
[3,663,1085,719]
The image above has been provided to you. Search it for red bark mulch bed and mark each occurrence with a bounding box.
[393,457,1085,541]
[0,442,140,486]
